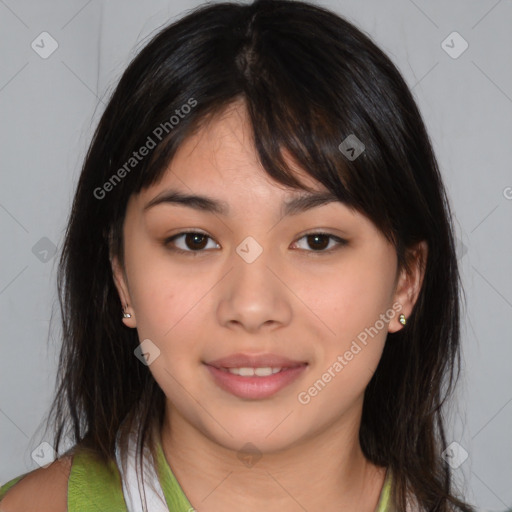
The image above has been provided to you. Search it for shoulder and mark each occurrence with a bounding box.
[0,455,72,511]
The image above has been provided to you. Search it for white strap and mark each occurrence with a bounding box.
[115,425,169,512]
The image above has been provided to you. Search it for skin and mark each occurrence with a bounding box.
[0,456,71,511]
[110,100,427,512]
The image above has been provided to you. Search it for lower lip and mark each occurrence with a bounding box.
[205,364,307,399]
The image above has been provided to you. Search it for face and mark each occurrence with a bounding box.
[112,101,425,454]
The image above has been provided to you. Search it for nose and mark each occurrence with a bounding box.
[216,240,293,334]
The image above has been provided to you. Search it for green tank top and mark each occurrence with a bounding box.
[0,440,393,510]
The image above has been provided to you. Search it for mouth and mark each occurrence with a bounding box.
[216,366,289,376]
[204,353,308,399]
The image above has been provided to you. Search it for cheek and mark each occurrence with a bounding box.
[301,251,396,345]
[122,235,202,341]
[132,268,206,345]
[295,261,393,412]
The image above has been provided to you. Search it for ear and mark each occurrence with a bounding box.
[388,241,428,333]
[111,255,137,328]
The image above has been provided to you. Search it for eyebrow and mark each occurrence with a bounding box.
[143,189,342,217]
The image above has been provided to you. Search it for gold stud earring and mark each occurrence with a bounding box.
[122,304,132,319]
[399,314,407,326]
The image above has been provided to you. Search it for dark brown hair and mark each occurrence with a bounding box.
[42,1,474,510]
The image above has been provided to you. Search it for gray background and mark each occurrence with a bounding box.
[1,0,511,510]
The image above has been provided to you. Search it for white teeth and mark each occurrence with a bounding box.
[226,367,283,376]
[255,367,273,377]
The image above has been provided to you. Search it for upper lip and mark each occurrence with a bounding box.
[205,353,307,369]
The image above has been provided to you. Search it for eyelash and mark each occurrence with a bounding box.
[164,231,347,256]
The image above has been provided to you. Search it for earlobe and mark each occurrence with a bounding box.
[111,255,137,328]
[388,241,428,333]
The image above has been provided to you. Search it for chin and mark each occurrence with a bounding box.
[196,410,308,455]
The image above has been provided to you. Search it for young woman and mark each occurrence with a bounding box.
[0,0,476,510]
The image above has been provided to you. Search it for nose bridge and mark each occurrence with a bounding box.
[232,234,278,300]
[242,239,271,276]
[216,234,292,331]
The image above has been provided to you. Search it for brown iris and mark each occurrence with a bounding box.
[184,233,209,250]
[306,234,330,251]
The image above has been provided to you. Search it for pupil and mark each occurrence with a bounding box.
[308,234,328,250]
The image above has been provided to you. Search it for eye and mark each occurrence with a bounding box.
[292,232,347,252]
[165,231,220,254]
[164,231,347,255]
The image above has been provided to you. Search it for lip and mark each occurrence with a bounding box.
[204,353,308,400]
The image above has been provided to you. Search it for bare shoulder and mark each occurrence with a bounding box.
[0,455,72,512]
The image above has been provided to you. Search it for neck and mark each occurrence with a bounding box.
[159,401,387,512]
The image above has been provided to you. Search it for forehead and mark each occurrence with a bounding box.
[139,100,328,205]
